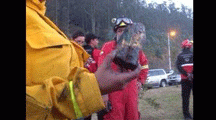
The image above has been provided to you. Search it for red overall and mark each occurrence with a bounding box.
[86,48,101,73]
[181,63,193,80]
[98,40,148,120]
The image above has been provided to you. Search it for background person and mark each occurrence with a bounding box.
[70,30,90,67]
[176,39,193,119]
[71,30,85,46]
[83,33,109,120]
[83,33,100,73]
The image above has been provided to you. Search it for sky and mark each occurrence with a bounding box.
[146,0,193,11]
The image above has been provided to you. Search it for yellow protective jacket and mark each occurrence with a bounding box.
[26,0,105,119]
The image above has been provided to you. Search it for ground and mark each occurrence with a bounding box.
[91,85,193,120]
[139,85,193,120]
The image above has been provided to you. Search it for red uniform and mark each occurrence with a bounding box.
[84,44,101,73]
[181,63,193,80]
[98,40,148,120]
[87,48,101,73]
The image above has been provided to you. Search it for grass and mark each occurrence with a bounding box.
[139,85,193,120]
[91,85,193,120]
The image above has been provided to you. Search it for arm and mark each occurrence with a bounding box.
[176,55,188,76]
[26,40,105,119]
[26,7,104,119]
[26,68,104,119]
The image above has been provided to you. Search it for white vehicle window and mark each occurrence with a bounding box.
[155,71,159,76]
[158,70,165,75]
[149,71,156,76]
[148,71,152,76]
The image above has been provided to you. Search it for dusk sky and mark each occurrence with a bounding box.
[147,0,193,11]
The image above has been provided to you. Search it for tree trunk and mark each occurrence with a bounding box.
[91,1,96,34]
[58,0,69,36]
[92,15,96,34]
[107,0,110,28]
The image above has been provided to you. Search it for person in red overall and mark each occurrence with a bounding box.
[176,39,193,119]
[83,33,101,73]
[83,33,111,120]
[98,17,149,120]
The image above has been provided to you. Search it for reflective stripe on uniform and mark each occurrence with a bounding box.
[100,50,104,55]
[69,81,83,119]
[181,63,193,67]
[141,65,149,69]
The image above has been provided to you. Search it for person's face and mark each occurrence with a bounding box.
[93,38,99,47]
[116,27,126,41]
[73,36,85,46]
[92,38,99,47]
[116,27,125,36]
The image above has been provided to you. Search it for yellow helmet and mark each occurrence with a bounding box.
[112,17,133,32]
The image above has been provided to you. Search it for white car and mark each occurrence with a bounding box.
[145,69,173,88]
[175,74,181,83]
[168,74,181,85]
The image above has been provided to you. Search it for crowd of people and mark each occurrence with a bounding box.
[26,0,193,120]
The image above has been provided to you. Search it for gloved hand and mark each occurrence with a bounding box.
[113,23,146,71]
[137,81,143,92]
[95,50,141,95]
[187,73,193,81]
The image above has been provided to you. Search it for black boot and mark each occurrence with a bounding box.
[183,111,193,119]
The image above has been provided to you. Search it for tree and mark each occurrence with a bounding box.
[45,0,193,71]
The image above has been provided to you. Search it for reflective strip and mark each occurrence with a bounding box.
[69,81,83,119]
[181,63,193,67]
[99,50,104,55]
[141,65,149,69]
[119,22,126,26]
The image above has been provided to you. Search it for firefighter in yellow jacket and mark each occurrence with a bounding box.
[26,0,141,119]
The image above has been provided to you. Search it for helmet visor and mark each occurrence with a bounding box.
[115,18,133,26]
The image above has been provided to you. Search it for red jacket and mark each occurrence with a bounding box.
[86,48,101,73]
[83,44,101,73]
[176,48,193,80]
[98,40,149,84]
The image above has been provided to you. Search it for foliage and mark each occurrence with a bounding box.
[45,0,193,72]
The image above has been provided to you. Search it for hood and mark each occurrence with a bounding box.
[26,0,46,15]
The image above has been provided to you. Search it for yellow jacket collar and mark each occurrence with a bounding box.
[70,41,90,63]
[26,0,46,15]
